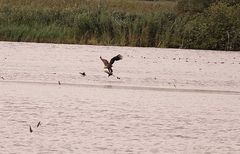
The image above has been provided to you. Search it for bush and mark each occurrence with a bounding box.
[181,2,240,50]
[176,0,214,14]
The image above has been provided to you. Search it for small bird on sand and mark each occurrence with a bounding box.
[1,76,4,80]
[100,54,123,75]
[29,125,33,133]
[79,72,86,76]
[37,121,41,127]
[58,81,61,85]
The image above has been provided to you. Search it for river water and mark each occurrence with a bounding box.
[0,42,240,153]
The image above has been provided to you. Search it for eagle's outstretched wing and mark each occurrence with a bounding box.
[110,54,122,65]
[100,56,109,66]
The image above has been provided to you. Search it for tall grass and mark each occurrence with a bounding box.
[0,0,176,13]
[0,0,177,46]
[0,0,239,50]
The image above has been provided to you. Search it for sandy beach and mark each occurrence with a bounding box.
[0,41,240,153]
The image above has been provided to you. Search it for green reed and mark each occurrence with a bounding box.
[0,0,239,50]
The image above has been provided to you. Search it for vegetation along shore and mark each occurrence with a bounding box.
[0,0,239,50]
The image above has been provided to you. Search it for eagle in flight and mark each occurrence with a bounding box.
[100,54,123,77]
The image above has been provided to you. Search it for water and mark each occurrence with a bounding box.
[0,41,240,153]
[1,82,240,154]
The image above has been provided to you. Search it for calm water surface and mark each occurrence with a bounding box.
[0,82,240,154]
[0,42,240,153]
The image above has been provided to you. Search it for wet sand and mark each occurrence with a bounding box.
[0,41,240,153]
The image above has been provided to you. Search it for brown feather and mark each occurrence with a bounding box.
[110,54,123,65]
[100,56,109,67]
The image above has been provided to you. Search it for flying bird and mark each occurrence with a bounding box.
[100,54,122,76]
[79,72,86,76]
[37,121,41,127]
[29,125,33,133]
